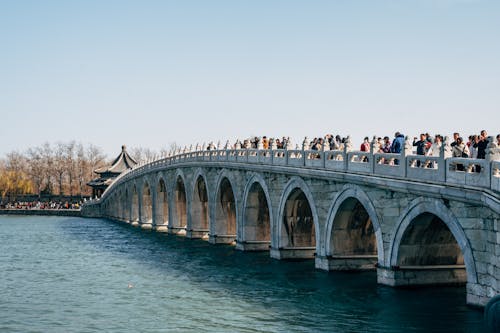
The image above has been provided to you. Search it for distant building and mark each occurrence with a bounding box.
[87,145,137,198]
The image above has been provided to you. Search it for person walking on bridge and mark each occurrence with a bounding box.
[390,132,405,154]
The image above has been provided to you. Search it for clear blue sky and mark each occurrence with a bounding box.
[1,0,499,157]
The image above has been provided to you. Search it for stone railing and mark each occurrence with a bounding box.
[90,140,500,204]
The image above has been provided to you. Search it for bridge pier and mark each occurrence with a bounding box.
[208,234,236,244]
[270,247,315,260]
[140,222,153,230]
[235,241,270,251]
[168,226,186,235]
[186,228,209,239]
[315,255,378,271]
[377,265,467,287]
[153,224,169,232]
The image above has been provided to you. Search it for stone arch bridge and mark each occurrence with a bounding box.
[82,143,500,307]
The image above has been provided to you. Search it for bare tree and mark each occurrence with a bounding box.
[75,143,88,197]
[41,142,54,194]
[1,141,111,201]
[129,147,157,163]
[26,147,45,198]
[87,144,106,183]
[53,142,67,198]
[64,141,76,196]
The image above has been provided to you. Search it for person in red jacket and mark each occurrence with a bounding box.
[360,137,370,152]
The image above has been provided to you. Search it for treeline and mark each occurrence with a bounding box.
[0,142,179,202]
[0,142,106,201]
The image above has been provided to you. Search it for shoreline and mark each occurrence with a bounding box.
[0,209,82,217]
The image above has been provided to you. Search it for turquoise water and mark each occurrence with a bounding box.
[0,216,484,332]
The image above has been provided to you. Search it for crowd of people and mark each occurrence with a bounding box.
[215,131,499,157]
[1,201,81,210]
[205,131,499,170]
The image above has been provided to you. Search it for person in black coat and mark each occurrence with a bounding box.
[413,133,428,155]
[475,130,489,159]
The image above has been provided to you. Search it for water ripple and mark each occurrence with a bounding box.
[0,216,484,332]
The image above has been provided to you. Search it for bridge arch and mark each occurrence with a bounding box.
[389,197,478,285]
[322,184,384,270]
[273,177,319,259]
[131,183,140,225]
[210,170,239,244]
[116,190,123,220]
[170,170,188,234]
[140,180,153,226]
[189,169,210,239]
[123,188,129,222]
[238,173,272,251]
[154,175,169,230]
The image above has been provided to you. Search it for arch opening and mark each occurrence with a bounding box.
[154,179,169,230]
[141,183,153,226]
[331,198,376,255]
[189,176,209,239]
[117,192,123,220]
[131,186,139,225]
[398,213,464,267]
[239,182,270,251]
[211,177,236,244]
[171,176,187,234]
[123,189,129,222]
[394,212,466,286]
[282,188,315,249]
[325,197,378,270]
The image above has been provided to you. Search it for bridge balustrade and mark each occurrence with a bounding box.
[406,155,444,182]
[347,151,372,173]
[304,150,324,168]
[258,150,272,164]
[446,158,490,188]
[283,150,301,167]
[95,147,500,202]
[247,149,258,163]
[271,150,287,166]
[324,150,345,171]
[492,161,500,192]
[373,153,405,177]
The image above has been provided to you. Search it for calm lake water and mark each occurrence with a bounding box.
[0,216,484,332]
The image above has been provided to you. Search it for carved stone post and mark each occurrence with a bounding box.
[486,136,500,162]
[322,137,330,152]
[370,136,378,155]
[343,136,352,171]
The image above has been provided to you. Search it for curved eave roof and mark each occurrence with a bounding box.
[87,178,114,187]
[95,148,137,174]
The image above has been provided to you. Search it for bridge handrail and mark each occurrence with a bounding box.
[92,146,500,204]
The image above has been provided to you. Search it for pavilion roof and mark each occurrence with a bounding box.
[94,145,137,175]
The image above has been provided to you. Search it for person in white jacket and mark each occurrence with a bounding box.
[452,137,470,171]
[452,137,470,158]
[426,135,442,157]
